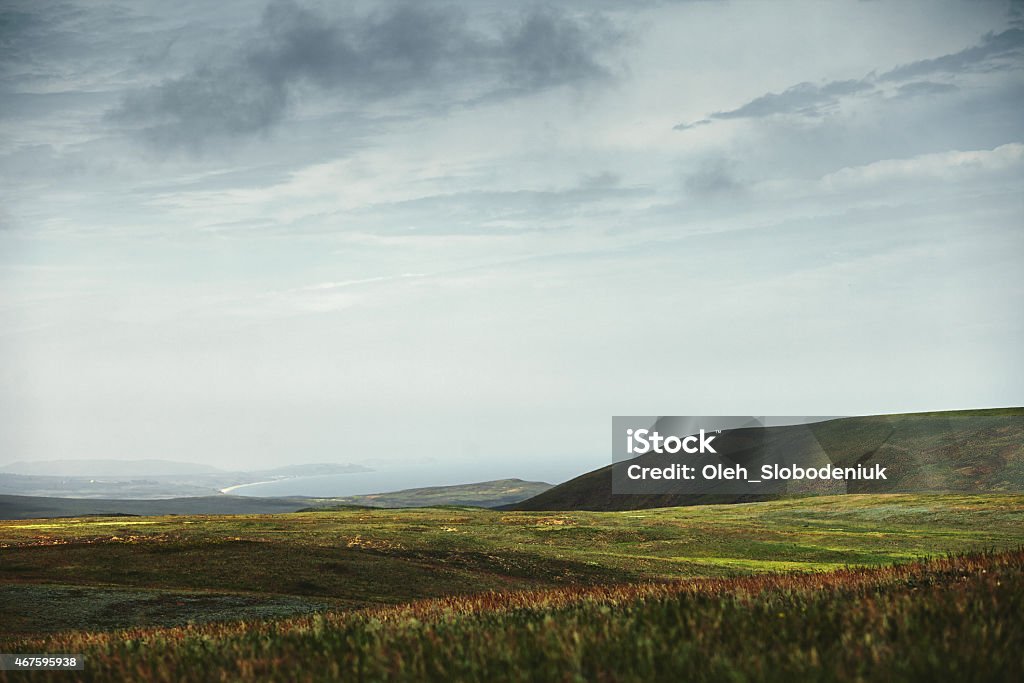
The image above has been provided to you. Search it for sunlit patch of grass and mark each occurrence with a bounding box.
[671,556,848,572]
[11,520,159,529]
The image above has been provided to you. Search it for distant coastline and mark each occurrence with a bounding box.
[219,480,282,495]
[223,465,538,499]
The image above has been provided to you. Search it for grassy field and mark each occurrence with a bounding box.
[2,493,1023,640]
[2,548,1021,682]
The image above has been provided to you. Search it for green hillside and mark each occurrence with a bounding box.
[513,408,1024,511]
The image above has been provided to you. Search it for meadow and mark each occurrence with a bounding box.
[3,549,1021,681]
[2,494,1023,680]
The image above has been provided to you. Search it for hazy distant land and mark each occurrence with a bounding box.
[298,479,552,510]
[0,461,371,499]
[0,479,553,520]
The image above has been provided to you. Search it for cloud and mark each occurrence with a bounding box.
[674,28,1022,131]
[113,65,289,148]
[709,79,873,121]
[893,81,960,99]
[821,142,1024,190]
[672,79,874,130]
[578,171,621,189]
[879,28,1024,82]
[328,181,653,236]
[673,118,710,131]
[110,1,620,150]
[498,9,617,92]
[683,158,743,197]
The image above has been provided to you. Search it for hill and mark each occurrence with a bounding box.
[512,407,1024,511]
[300,479,552,509]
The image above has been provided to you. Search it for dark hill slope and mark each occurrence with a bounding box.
[512,408,1024,511]
[0,495,315,520]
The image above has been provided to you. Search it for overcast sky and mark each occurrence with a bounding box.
[1,0,1022,481]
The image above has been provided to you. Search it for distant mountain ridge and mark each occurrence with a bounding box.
[511,408,1024,511]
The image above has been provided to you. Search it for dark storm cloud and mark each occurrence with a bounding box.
[110,0,619,150]
[0,4,68,78]
[498,9,616,91]
[1,2,164,89]
[879,28,1024,81]
[1012,0,1024,27]
[111,64,289,148]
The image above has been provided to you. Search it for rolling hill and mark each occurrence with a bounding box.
[512,408,1024,511]
[299,479,552,509]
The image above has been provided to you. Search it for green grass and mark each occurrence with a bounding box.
[3,549,1021,682]
[2,494,1023,638]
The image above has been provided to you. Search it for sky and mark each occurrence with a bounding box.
[1,0,1022,482]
